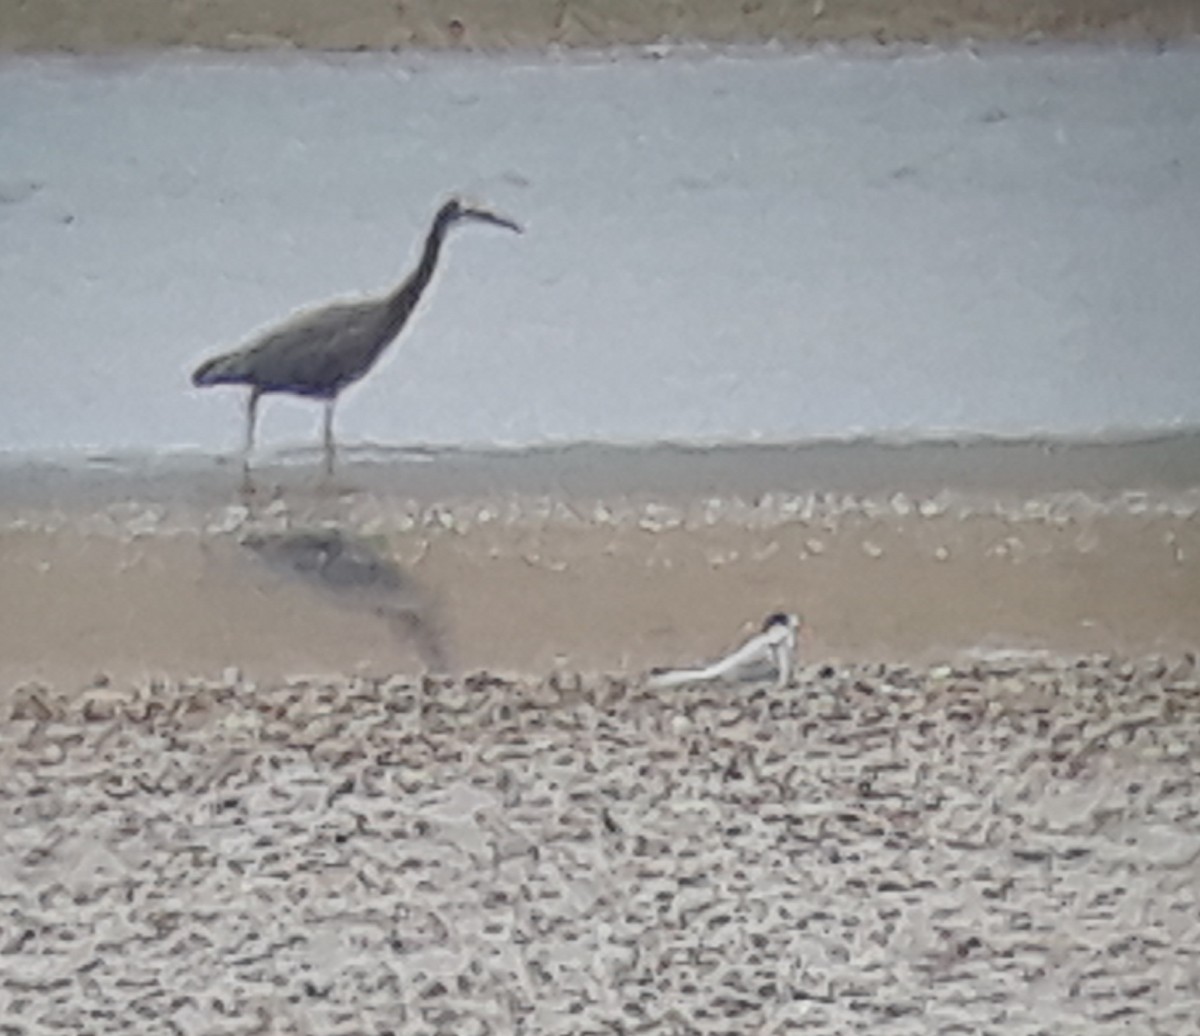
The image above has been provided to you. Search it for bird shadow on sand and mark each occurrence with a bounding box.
[238,526,450,672]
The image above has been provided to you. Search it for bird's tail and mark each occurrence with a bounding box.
[645,663,725,689]
[192,351,246,387]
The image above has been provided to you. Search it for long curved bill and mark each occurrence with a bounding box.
[465,207,523,234]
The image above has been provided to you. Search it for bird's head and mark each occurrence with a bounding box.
[439,196,523,234]
[762,612,802,640]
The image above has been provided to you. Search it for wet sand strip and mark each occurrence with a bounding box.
[5,436,1200,511]
[1,439,1197,690]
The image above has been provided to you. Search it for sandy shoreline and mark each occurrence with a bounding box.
[2,441,1197,689]
[2,452,1197,1029]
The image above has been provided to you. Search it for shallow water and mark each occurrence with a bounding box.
[3,47,1200,458]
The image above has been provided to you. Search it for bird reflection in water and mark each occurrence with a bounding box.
[240,527,448,672]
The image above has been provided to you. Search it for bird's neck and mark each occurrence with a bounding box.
[384,213,453,328]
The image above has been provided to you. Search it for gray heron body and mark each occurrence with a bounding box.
[191,197,521,484]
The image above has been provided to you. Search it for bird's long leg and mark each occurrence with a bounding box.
[322,398,336,478]
[241,389,261,493]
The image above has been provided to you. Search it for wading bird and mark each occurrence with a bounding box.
[191,197,521,486]
[646,612,801,691]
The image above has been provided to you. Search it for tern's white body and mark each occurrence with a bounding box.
[646,613,800,691]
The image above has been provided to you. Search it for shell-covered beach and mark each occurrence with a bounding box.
[3,655,1199,1033]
